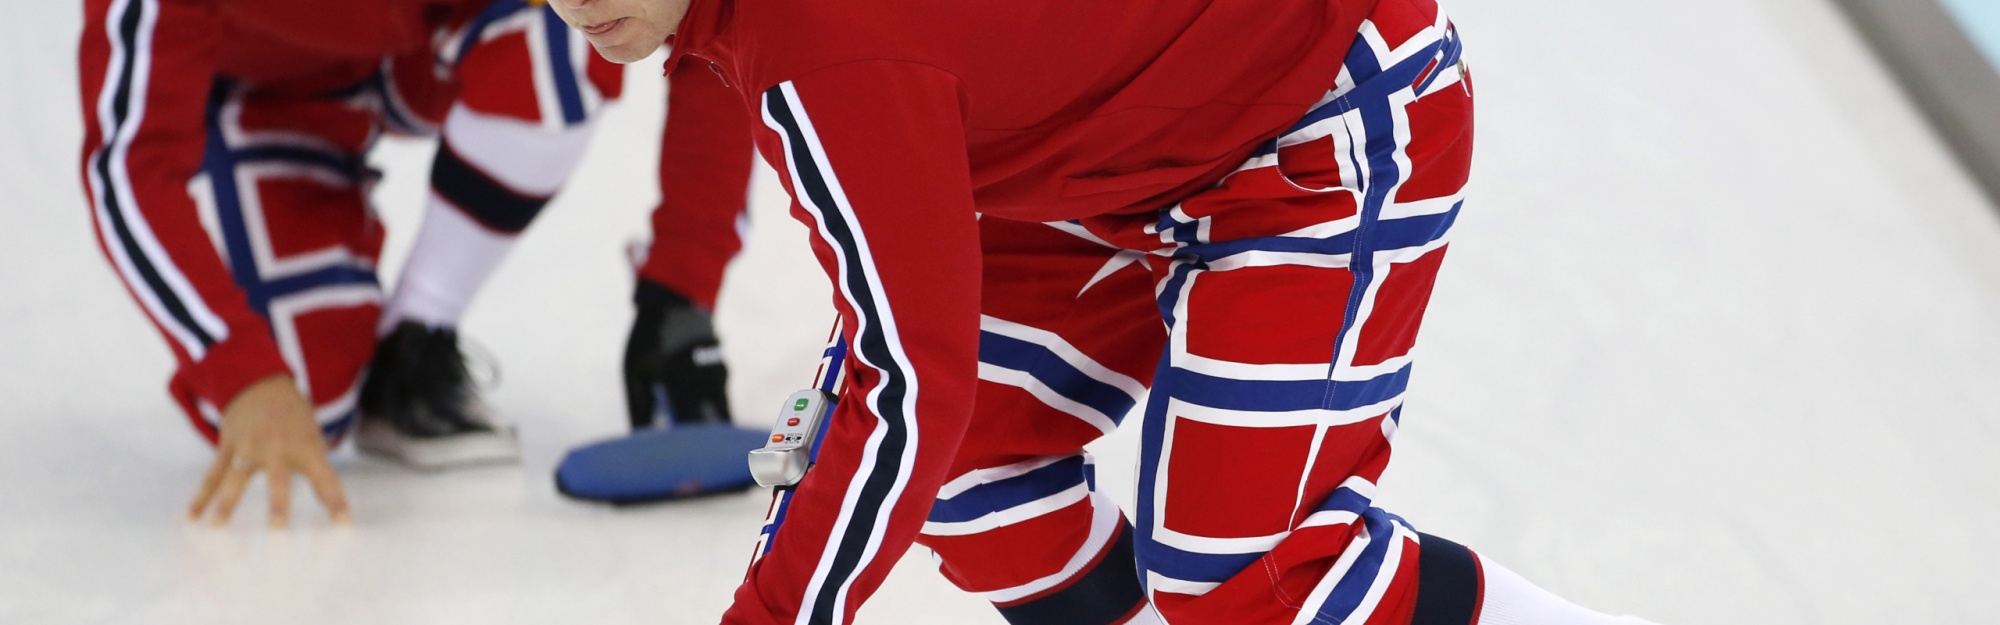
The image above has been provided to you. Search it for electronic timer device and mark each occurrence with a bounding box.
[748,389,835,488]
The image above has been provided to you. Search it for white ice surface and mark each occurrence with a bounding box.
[6,0,2000,623]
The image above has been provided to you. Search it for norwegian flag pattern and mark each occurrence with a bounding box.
[750,218,1167,624]
[886,5,1475,622]
[736,1,1473,623]
[78,0,619,442]
[184,79,391,442]
[917,217,1169,625]
[1096,3,1474,623]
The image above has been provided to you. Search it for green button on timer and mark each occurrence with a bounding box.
[794,398,810,411]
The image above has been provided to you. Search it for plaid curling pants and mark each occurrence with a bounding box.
[918,1,1479,623]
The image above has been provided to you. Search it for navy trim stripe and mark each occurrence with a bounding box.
[994,523,1145,625]
[1411,533,1482,625]
[539,6,588,124]
[928,456,1089,524]
[431,143,549,233]
[1155,364,1411,413]
[1180,203,1458,264]
[91,0,219,351]
[200,87,380,316]
[765,84,915,625]
[979,331,1139,426]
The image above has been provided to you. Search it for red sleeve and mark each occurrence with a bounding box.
[79,0,290,413]
[723,60,980,625]
[223,0,429,60]
[639,55,756,309]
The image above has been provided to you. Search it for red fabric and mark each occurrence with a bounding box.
[1166,419,1319,538]
[221,0,450,63]
[672,0,1378,224]
[291,304,385,411]
[727,60,982,625]
[657,0,1488,622]
[454,34,543,122]
[1296,417,1393,527]
[918,218,1163,601]
[447,17,629,126]
[1395,78,1477,204]
[1355,246,1450,366]
[1186,264,1354,366]
[1468,547,1488,625]
[638,56,755,309]
[168,79,390,441]
[79,0,618,439]
[923,495,1097,594]
[79,0,293,417]
[215,0,465,93]
[588,49,627,101]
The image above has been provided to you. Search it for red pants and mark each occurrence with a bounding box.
[1109,7,1472,621]
[749,1,1476,623]
[78,0,621,440]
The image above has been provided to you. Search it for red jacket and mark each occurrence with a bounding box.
[666,0,1376,622]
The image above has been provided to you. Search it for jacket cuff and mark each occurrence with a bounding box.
[185,330,293,412]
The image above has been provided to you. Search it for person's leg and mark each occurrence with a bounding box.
[189,78,390,443]
[380,0,625,331]
[1096,3,1654,623]
[911,217,1167,624]
[357,0,625,465]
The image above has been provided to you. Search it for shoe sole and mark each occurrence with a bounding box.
[354,419,523,469]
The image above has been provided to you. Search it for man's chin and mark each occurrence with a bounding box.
[592,40,662,64]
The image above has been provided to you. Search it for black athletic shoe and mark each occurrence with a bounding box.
[624,279,733,429]
[356,321,520,468]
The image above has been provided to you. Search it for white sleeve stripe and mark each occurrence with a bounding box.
[763,81,924,625]
[86,0,231,361]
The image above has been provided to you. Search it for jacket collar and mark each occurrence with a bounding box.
[663,0,730,72]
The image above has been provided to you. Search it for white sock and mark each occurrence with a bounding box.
[1120,604,1166,625]
[382,199,516,331]
[381,104,597,332]
[1475,554,1658,625]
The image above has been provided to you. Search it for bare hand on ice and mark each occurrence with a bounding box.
[189,375,351,529]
